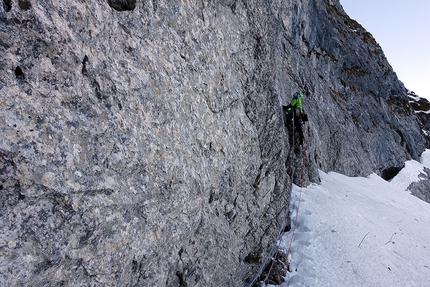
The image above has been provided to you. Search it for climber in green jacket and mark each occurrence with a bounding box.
[283,91,305,145]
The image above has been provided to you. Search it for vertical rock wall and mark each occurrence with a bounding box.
[276,0,425,180]
[0,0,425,286]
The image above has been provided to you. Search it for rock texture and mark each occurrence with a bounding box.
[0,0,426,286]
[409,91,430,147]
[407,92,430,204]
[407,167,430,204]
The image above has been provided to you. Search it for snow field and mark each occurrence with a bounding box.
[273,151,430,287]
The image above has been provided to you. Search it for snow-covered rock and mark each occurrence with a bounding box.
[408,90,430,147]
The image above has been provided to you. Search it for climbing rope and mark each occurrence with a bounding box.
[277,123,307,286]
[247,109,296,287]
[262,115,299,284]
[247,188,291,287]
[247,113,307,287]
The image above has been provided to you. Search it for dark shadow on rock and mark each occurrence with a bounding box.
[107,0,136,11]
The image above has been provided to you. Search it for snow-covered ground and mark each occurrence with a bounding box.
[272,151,430,287]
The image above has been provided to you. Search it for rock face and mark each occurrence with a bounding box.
[407,167,430,204]
[407,92,430,204]
[0,0,426,286]
[409,91,430,147]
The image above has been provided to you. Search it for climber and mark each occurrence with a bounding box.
[283,91,307,145]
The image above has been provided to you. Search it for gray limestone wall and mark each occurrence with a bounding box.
[0,0,426,286]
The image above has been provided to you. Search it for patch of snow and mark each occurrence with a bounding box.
[390,160,423,191]
[415,110,430,114]
[262,150,430,287]
[408,95,421,102]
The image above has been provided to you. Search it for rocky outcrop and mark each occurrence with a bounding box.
[407,92,430,204]
[287,2,425,179]
[409,91,430,147]
[0,0,426,286]
[407,167,430,204]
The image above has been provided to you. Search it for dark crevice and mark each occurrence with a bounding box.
[252,165,263,190]
[81,55,89,76]
[15,66,25,79]
[107,0,136,11]
[3,0,11,12]
[175,271,187,287]
[92,80,103,100]
[244,252,261,264]
[18,0,31,10]
[81,56,103,101]
[381,166,404,181]
[131,258,139,273]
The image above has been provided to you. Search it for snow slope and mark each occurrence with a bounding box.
[274,151,430,287]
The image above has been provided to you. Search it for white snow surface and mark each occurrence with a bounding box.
[416,110,430,115]
[268,150,430,287]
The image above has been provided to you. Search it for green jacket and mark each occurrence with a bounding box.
[284,92,303,113]
[290,96,302,111]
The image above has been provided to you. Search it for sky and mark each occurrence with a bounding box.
[261,150,430,287]
[340,0,430,99]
